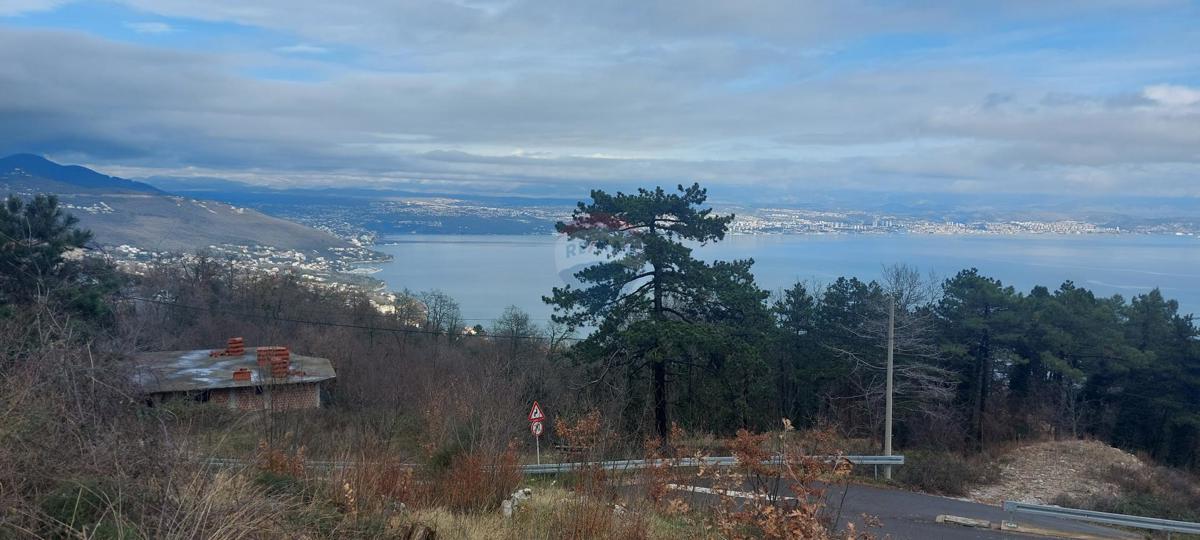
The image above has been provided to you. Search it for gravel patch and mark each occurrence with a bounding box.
[969,440,1145,505]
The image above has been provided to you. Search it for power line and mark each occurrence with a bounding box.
[122,294,585,342]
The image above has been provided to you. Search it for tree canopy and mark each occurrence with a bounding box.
[0,194,115,319]
[544,183,768,441]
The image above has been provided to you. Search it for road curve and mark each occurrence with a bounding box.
[667,482,1138,540]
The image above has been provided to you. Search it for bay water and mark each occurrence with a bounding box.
[372,234,1200,324]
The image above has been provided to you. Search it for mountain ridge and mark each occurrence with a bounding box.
[0,154,348,253]
[0,153,163,194]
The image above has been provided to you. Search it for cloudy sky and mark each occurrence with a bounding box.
[1,1,1198,199]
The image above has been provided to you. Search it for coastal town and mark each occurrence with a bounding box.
[256,197,1200,238]
[727,209,1138,235]
[102,242,398,311]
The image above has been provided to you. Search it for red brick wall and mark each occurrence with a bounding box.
[268,382,322,411]
[204,382,322,412]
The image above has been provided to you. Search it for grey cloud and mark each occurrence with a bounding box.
[1,1,1199,198]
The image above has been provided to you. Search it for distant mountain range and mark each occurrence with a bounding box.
[147,171,1200,223]
[0,154,347,253]
[144,175,583,208]
[6,154,1197,247]
[146,172,1200,237]
[0,153,162,194]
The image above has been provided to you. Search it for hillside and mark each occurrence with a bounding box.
[968,439,1200,524]
[969,440,1144,505]
[0,154,347,253]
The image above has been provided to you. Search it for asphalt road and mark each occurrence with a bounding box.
[662,482,1140,540]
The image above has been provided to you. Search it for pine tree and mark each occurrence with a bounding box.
[936,268,1023,450]
[0,194,99,313]
[544,183,766,440]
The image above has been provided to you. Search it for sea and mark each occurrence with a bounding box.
[370,234,1200,325]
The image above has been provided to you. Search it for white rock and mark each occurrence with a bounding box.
[511,488,532,502]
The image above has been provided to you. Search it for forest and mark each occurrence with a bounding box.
[542,184,1200,469]
[2,189,1198,537]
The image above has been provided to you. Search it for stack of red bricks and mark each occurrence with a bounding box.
[210,337,246,357]
[232,367,252,381]
[256,346,291,378]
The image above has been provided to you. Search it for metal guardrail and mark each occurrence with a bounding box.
[205,454,903,475]
[830,455,906,466]
[1004,500,1200,536]
[522,455,904,475]
[203,457,398,471]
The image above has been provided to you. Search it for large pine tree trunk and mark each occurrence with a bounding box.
[650,256,671,443]
[652,358,669,441]
[974,324,992,451]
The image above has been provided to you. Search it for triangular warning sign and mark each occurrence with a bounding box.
[528,401,545,422]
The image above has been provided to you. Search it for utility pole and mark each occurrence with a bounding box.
[884,295,895,480]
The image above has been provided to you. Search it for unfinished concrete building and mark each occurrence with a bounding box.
[132,338,336,411]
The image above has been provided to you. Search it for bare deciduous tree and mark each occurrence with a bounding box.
[825,265,957,444]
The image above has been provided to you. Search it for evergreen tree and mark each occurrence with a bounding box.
[544,183,763,440]
[1113,290,1199,466]
[936,269,1023,449]
[1014,283,1141,437]
[770,283,826,423]
[0,194,114,319]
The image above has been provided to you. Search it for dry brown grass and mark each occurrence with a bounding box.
[1054,461,1200,524]
[407,485,695,540]
[150,469,295,539]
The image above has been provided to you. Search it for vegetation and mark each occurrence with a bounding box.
[0,194,119,319]
[546,186,1200,470]
[1054,463,1200,523]
[2,187,1199,538]
[889,450,999,496]
[545,183,767,440]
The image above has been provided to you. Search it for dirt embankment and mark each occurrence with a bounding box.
[969,440,1145,505]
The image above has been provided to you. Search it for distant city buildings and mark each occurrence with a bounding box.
[727,209,1134,236]
[103,240,392,306]
[209,195,1200,239]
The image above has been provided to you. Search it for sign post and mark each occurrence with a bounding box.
[528,401,545,465]
[530,420,544,464]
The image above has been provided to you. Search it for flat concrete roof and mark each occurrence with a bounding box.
[131,347,336,394]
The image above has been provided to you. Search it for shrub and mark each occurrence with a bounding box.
[1054,463,1200,523]
[891,450,998,496]
[705,424,873,540]
[434,446,522,512]
[427,439,465,472]
[254,470,307,497]
[38,479,134,538]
